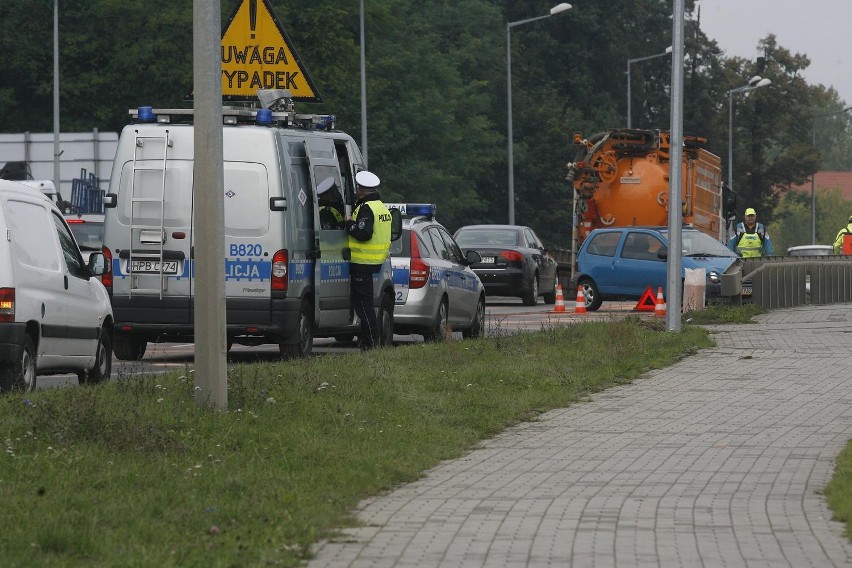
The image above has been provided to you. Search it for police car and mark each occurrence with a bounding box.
[387,204,486,341]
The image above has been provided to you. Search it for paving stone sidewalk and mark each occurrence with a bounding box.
[311,304,852,567]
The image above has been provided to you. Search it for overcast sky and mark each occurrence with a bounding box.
[695,0,851,105]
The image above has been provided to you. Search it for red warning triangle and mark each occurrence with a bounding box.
[634,286,657,311]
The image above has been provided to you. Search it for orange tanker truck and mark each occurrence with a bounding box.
[563,128,730,268]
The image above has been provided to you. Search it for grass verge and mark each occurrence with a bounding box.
[1,317,711,566]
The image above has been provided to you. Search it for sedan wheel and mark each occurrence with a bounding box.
[522,275,539,306]
[423,298,449,342]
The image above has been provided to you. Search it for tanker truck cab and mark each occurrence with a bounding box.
[101,100,400,360]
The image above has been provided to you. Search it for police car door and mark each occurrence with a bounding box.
[305,138,350,327]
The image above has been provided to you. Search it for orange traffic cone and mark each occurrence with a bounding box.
[574,285,587,314]
[551,284,566,313]
[654,287,666,318]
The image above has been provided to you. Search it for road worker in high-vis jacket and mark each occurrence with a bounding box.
[728,207,774,257]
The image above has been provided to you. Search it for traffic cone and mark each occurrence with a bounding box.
[551,284,566,313]
[574,285,587,314]
[654,287,666,318]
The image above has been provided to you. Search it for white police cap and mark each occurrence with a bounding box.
[317,177,336,195]
[355,170,380,189]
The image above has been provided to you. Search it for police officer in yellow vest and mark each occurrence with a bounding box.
[346,171,392,349]
[727,207,774,257]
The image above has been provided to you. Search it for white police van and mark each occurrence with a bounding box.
[101,92,399,360]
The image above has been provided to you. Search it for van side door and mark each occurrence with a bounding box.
[304,138,351,328]
[50,212,101,359]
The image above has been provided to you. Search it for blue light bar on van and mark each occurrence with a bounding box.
[256,109,272,126]
[386,203,437,218]
[315,115,335,130]
[137,106,156,123]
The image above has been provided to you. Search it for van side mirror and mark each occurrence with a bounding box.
[390,208,402,242]
[103,193,117,208]
[88,252,107,276]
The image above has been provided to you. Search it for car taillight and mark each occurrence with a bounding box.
[0,288,14,322]
[271,249,288,291]
[101,245,113,288]
[409,232,429,289]
[500,250,524,263]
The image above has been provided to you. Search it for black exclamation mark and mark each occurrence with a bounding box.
[249,0,257,39]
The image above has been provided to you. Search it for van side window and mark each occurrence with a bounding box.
[334,140,354,205]
[52,212,88,278]
[290,162,313,231]
[5,199,60,271]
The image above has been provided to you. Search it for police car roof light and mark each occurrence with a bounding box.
[137,106,156,123]
[256,108,273,126]
[385,203,436,219]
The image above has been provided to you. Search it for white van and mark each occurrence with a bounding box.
[102,100,400,360]
[0,179,113,391]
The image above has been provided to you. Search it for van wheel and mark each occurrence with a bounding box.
[113,333,147,361]
[79,330,112,384]
[279,301,313,359]
[0,335,37,392]
[522,274,539,306]
[378,293,394,347]
[423,298,448,342]
[463,296,486,339]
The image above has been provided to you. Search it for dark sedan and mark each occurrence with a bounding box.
[454,224,559,306]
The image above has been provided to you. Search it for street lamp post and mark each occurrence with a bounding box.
[506,3,571,225]
[809,105,852,244]
[359,0,368,167]
[626,46,672,129]
[726,76,771,202]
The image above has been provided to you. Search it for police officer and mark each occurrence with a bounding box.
[346,171,392,349]
[728,207,774,257]
[833,215,852,254]
[316,177,344,230]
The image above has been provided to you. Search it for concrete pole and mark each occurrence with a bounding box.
[506,24,515,225]
[666,0,685,332]
[626,61,631,128]
[192,0,227,410]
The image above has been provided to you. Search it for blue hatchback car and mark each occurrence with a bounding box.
[571,227,740,311]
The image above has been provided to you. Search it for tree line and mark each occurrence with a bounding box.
[1,0,850,249]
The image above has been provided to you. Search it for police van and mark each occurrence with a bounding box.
[101,92,400,360]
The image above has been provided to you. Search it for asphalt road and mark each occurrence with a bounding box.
[35,297,641,390]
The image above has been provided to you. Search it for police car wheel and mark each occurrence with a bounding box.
[378,293,394,347]
[462,297,485,339]
[423,298,449,342]
[0,335,37,393]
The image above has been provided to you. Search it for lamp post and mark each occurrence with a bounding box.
[359,0,368,167]
[809,105,852,244]
[506,3,571,225]
[726,76,771,200]
[626,45,672,129]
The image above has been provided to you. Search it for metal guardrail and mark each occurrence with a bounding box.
[739,256,852,309]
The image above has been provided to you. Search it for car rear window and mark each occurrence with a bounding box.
[586,232,620,256]
[455,228,519,247]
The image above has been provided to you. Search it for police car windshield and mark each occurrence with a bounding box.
[660,230,735,257]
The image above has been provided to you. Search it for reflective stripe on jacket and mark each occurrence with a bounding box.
[349,200,391,265]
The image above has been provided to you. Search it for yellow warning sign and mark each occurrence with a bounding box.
[220,0,322,102]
